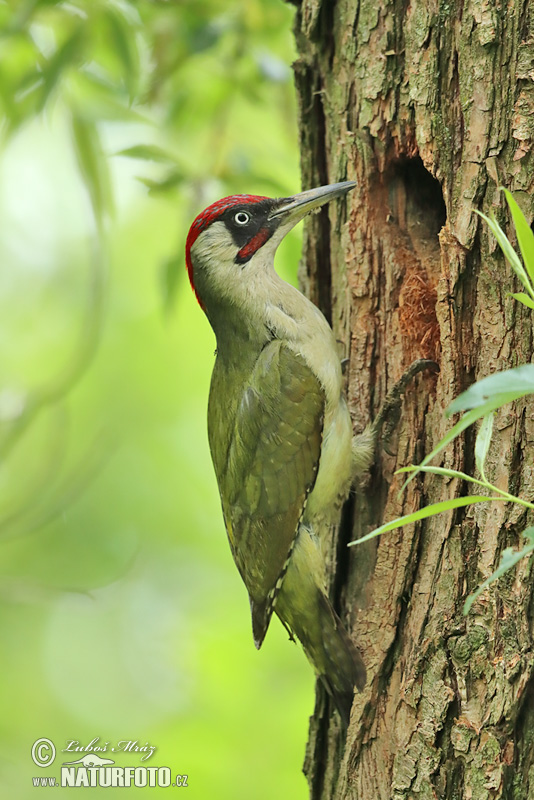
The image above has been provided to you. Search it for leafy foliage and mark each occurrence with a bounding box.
[0,0,298,291]
[0,3,309,798]
[351,190,534,614]
[463,527,534,614]
[477,190,534,309]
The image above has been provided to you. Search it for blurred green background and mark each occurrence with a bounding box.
[0,1,314,797]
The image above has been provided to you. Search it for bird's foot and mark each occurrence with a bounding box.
[371,359,438,455]
[352,359,438,475]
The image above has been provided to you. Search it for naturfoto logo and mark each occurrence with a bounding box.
[31,737,188,789]
[63,738,156,762]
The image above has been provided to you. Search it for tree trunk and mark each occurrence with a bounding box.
[291,1,534,797]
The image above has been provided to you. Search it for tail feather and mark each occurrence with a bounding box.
[316,592,366,723]
[276,583,366,724]
[272,527,366,723]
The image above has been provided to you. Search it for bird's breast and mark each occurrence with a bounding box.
[303,394,353,529]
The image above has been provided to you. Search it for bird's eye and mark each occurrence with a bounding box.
[234,211,250,225]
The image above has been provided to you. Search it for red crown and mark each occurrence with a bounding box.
[185,194,268,308]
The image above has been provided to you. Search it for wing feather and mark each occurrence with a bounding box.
[213,340,324,647]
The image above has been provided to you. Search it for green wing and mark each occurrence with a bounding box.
[210,340,324,648]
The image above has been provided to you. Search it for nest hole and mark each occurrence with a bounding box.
[386,156,445,362]
[387,155,446,241]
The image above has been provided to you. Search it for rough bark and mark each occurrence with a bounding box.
[291,1,534,798]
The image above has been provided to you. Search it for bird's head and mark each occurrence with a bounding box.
[185,181,356,313]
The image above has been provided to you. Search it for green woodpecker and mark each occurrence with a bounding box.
[186,182,369,721]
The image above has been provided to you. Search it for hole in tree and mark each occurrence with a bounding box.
[385,155,445,363]
[387,155,447,240]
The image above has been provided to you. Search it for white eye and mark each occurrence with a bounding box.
[234,211,250,225]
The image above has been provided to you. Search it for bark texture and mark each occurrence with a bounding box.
[291,1,534,798]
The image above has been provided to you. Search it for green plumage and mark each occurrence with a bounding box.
[208,339,324,646]
[189,181,367,722]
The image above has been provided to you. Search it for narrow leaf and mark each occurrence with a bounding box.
[136,170,185,194]
[115,145,178,164]
[71,111,112,224]
[105,8,139,102]
[39,26,85,110]
[463,526,534,614]
[404,375,532,489]
[402,400,502,489]
[397,465,489,487]
[349,495,500,546]
[475,412,494,480]
[503,189,534,289]
[448,364,534,414]
[509,292,534,310]
[477,209,532,293]
[7,0,45,32]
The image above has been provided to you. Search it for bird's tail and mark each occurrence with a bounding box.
[314,591,366,724]
[276,581,366,725]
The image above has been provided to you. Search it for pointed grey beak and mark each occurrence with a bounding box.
[269,181,356,220]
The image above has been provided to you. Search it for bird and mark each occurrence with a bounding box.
[185,181,367,722]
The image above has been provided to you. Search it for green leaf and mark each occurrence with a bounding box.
[509,292,534,310]
[6,0,50,33]
[503,189,534,289]
[448,364,534,414]
[397,465,476,481]
[70,68,150,124]
[115,144,178,164]
[477,209,533,295]
[463,526,534,614]
[39,26,86,111]
[401,368,534,488]
[136,170,185,194]
[104,8,139,102]
[349,495,501,546]
[402,401,501,490]
[475,412,494,480]
[399,465,534,509]
[71,111,112,224]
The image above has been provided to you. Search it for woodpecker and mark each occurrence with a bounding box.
[186,182,367,721]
